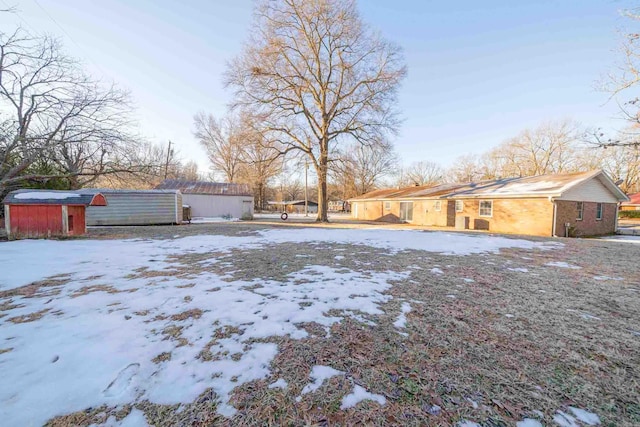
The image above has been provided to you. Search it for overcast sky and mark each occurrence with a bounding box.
[0,0,634,176]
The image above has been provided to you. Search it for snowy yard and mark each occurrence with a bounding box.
[1,224,639,426]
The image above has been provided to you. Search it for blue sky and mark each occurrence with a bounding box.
[0,0,634,175]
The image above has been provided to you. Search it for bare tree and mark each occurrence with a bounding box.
[226,0,406,221]
[237,123,284,210]
[403,160,444,186]
[0,29,141,191]
[469,120,582,179]
[446,154,481,183]
[193,112,246,182]
[330,140,397,197]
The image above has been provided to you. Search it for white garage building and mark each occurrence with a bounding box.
[155,179,254,220]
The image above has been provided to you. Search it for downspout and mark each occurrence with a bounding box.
[550,196,557,237]
[615,202,620,234]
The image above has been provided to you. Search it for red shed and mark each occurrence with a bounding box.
[2,190,107,240]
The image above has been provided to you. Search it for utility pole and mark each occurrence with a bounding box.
[304,161,309,217]
[164,140,172,180]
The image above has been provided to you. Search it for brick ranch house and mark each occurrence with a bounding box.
[349,170,628,237]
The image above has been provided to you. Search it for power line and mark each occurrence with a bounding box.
[1,0,39,35]
[31,0,110,78]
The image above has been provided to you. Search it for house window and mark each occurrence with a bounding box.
[455,200,463,212]
[596,203,603,220]
[399,202,413,222]
[384,201,391,211]
[434,201,441,211]
[576,202,583,221]
[479,200,493,217]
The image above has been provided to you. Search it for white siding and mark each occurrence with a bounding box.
[183,194,254,218]
[559,177,620,203]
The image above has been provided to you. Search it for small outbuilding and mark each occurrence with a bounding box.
[350,170,629,237]
[155,179,254,219]
[2,189,107,239]
[83,189,183,226]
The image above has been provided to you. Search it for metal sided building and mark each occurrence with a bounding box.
[155,179,254,219]
[2,189,107,239]
[83,189,183,226]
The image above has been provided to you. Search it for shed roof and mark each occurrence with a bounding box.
[155,179,253,196]
[350,170,628,202]
[350,183,468,201]
[2,189,107,206]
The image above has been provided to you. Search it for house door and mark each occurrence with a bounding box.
[399,202,413,222]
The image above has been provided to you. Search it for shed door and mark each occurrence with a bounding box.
[242,200,252,217]
[67,206,86,236]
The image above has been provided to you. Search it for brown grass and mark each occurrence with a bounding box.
[20,223,640,426]
[8,308,50,324]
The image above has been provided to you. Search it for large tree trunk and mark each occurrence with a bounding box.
[316,148,329,222]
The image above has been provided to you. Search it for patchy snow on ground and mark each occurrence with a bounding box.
[593,275,623,281]
[0,228,561,425]
[568,407,601,425]
[430,267,444,275]
[340,385,386,409]
[545,261,581,269]
[268,378,288,390]
[393,302,412,329]
[508,267,529,273]
[298,365,344,399]
[516,419,543,427]
[190,217,240,223]
[554,408,601,427]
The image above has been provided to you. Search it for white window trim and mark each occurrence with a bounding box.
[596,203,603,221]
[455,200,463,213]
[576,201,583,221]
[479,200,493,218]
[434,200,441,212]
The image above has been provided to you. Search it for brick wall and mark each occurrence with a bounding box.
[454,198,554,236]
[555,201,617,237]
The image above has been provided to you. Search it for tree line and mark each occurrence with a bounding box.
[3,1,640,220]
[0,25,200,198]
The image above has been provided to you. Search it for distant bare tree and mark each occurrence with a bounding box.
[238,120,283,210]
[226,0,406,221]
[0,29,142,190]
[403,161,444,186]
[331,140,397,196]
[193,112,246,182]
[446,154,481,183]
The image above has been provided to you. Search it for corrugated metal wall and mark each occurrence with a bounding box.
[86,191,182,226]
[182,194,254,218]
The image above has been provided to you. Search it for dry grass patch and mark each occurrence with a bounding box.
[45,405,132,427]
[152,352,172,364]
[0,277,69,299]
[0,347,13,354]
[70,284,130,298]
[170,308,203,321]
[8,308,50,324]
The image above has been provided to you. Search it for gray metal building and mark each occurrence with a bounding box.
[155,180,254,219]
[83,189,183,226]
